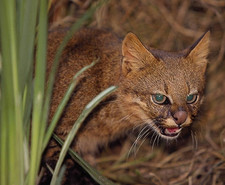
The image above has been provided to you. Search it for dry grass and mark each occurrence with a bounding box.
[48,0,225,184]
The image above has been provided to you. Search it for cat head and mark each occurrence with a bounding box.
[119,31,210,139]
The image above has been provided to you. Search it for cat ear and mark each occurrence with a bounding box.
[185,31,210,70]
[122,32,157,76]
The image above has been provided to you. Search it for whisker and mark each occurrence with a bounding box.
[136,128,151,153]
[132,124,148,133]
[128,124,150,157]
[127,119,161,157]
[149,129,156,144]
[128,126,146,156]
[132,121,149,131]
[156,133,161,146]
[191,130,198,151]
[151,131,158,151]
[117,113,134,123]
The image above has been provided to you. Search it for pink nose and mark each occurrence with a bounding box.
[173,111,187,125]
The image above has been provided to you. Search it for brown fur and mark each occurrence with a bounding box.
[47,28,209,159]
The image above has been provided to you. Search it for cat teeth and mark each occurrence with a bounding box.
[163,127,182,137]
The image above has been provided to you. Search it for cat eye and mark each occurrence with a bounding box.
[152,94,167,104]
[186,94,198,104]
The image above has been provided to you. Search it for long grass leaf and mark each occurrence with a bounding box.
[0,0,24,184]
[53,134,116,185]
[18,0,39,90]
[50,85,117,185]
[28,0,48,184]
[43,59,99,150]
[23,76,33,139]
[56,165,66,185]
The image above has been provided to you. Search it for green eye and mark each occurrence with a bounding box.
[186,94,198,104]
[152,94,167,104]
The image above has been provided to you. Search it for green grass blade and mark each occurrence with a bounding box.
[0,0,24,184]
[17,0,39,147]
[50,85,117,185]
[56,165,66,185]
[27,0,48,184]
[17,0,39,90]
[18,0,38,142]
[22,76,33,139]
[53,134,116,185]
[43,59,99,150]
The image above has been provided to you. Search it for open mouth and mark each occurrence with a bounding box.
[160,127,182,138]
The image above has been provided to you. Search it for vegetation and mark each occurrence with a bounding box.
[1,0,225,184]
[0,0,115,185]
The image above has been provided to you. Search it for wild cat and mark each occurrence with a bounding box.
[46,28,209,162]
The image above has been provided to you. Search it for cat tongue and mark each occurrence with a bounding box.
[166,127,179,133]
[164,127,181,136]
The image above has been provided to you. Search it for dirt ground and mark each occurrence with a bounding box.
[48,0,225,184]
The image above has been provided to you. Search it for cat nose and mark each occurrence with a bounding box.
[173,111,187,125]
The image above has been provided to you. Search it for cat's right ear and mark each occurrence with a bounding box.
[122,32,157,76]
[185,31,210,73]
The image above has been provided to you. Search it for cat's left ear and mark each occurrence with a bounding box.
[121,32,158,76]
[185,31,210,71]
